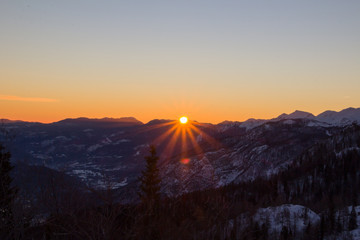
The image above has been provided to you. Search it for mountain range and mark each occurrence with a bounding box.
[1,107,360,201]
[3,107,360,126]
[219,107,360,130]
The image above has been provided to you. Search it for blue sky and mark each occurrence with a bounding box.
[1,0,359,123]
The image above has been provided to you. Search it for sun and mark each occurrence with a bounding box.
[179,116,188,124]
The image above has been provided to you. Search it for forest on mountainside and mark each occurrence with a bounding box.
[1,124,360,240]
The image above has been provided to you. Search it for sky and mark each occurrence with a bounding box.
[1,0,359,124]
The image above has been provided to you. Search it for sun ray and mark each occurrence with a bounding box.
[180,126,187,157]
[186,127,204,158]
[161,126,181,163]
[135,120,177,134]
[152,123,179,145]
[190,124,221,149]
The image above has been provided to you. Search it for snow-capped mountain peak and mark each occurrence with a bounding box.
[316,107,360,126]
[276,110,315,120]
[218,107,360,131]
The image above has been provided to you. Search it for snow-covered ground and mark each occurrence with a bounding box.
[326,206,360,240]
[254,204,320,233]
[229,204,360,239]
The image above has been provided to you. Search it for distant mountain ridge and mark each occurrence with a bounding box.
[0,119,37,124]
[0,117,143,125]
[56,117,142,124]
[275,110,315,120]
[218,107,360,131]
[275,107,360,126]
[2,107,360,126]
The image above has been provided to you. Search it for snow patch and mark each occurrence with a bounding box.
[87,144,102,152]
[114,139,131,144]
[251,145,268,154]
[254,204,320,233]
[283,119,295,125]
[71,169,103,179]
[55,136,71,141]
[41,140,54,147]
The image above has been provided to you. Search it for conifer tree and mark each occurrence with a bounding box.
[138,145,161,206]
[137,146,162,240]
[349,206,357,230]
[0,144,18,238]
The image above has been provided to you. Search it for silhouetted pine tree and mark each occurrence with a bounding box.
[137,145,161,240]
[349,206,357,230]
[0,144,18,239]
[138,145,161,206]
